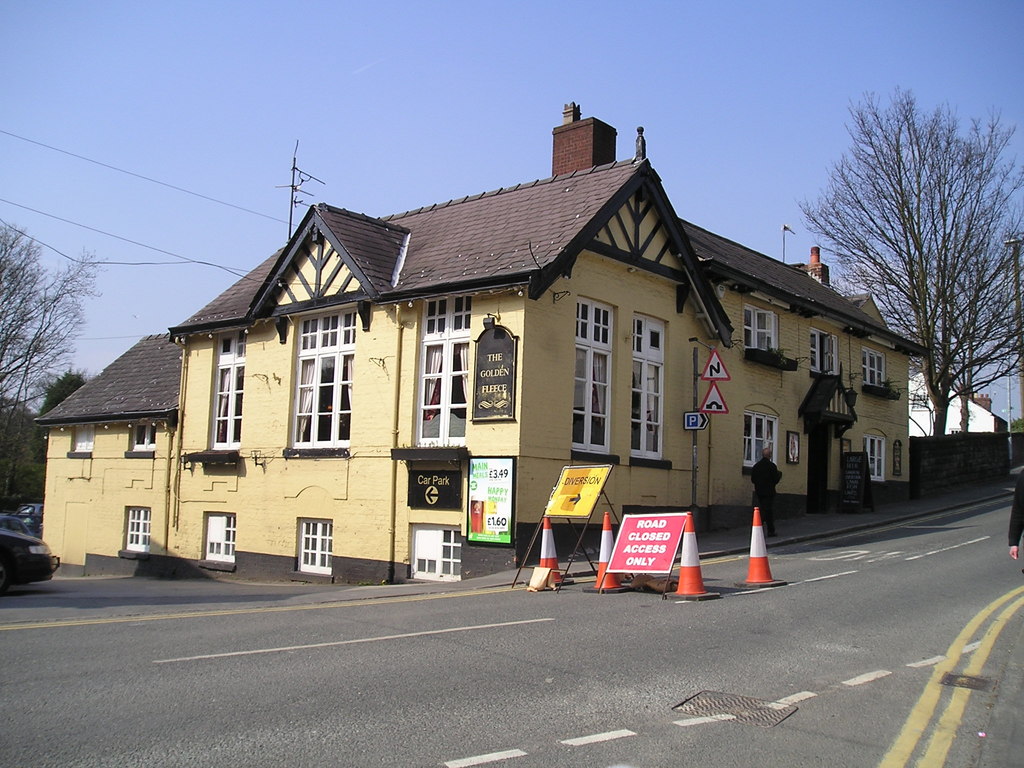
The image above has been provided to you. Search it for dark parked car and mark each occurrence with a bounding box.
[10,503,43,538]
[0,515,34,536]
[0,528,59,593]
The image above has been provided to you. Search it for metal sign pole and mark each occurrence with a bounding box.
[691,345,699,514]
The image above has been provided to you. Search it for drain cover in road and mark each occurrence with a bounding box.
[673,691,797,727]
[939,673,992,691]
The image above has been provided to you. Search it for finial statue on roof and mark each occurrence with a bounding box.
[634,126,646,162]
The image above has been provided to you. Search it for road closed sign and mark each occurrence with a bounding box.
[606,513,688,574]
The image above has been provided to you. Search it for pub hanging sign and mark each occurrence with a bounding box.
[473,322,517,421]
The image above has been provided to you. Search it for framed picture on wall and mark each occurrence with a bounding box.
[786,431,800,464]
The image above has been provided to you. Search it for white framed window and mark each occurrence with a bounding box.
[743,305,777,350]
[809,329,838,374]
[126,506,151,553]
[631,315,664,459]
[743,411,778,467]
[205,513,236,563]
[574,298,613,451]
[133,423,156,452]
[864,435,885,481]
[299,519,333,575]
[213,331,246,448]
[412,525,462,581]
[418,297,471,446]
[294,312,356,448]
[862,347,886,386]
[74,425,95,453]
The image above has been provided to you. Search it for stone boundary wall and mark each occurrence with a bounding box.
[909,432,1010,498]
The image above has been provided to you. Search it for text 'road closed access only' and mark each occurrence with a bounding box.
[606,513,689,574]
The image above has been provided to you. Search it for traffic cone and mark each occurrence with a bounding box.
[585,511,629,593]
[538,516,563,585]
[674,512,721,601]
[735,507,787,589]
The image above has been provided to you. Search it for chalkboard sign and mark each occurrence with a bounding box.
[840,451,874,513]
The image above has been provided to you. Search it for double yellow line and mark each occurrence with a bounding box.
[880,584,1024,766]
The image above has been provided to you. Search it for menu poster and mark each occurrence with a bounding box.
[467,457,515,545]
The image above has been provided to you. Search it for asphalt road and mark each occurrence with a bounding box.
[1,498,1021,768]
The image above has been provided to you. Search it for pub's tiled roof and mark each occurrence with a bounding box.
[37,335,181,425]
[170,250,281,334]
[171,160,647,333]
[682,220,926,353]
[382,160,643,295]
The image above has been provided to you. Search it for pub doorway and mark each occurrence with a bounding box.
[805,425,831,514]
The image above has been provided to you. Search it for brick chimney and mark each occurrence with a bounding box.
[803,246,830,286]
[971,393,993,413]
[552,102,617,176]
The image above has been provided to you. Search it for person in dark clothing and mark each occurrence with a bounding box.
[1008,471,1024,560]
[751,445,783,537]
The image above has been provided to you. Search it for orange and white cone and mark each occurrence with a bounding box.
[539,516,563,585]
[735,507,787,589]
[674,512,721,601]
[585,511,628,593]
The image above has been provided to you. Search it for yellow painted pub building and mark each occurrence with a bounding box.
[38,105,923,583]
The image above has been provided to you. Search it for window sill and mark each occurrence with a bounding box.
[118,549,150,560]
[284,447,351,459]
[629,457,672,470]
[124,450,156,459]
[391,447,468,462]
[570,449,620,465]
[66,451,93,459]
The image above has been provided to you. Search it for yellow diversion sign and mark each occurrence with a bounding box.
[543,465,613,518]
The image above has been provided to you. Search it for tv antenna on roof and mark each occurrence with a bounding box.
[277,140,325,237]
[781,224,794,263]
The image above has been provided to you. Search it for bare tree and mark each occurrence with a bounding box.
[802,89,1024,435]
[0,224,98,496]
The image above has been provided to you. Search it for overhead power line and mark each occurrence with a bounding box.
[0,128,287,225]
[0,198,252,279]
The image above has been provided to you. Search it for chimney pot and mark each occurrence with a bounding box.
[803,246,830,286]
[562,102,581,125]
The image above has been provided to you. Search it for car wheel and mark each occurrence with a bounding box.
[0,555,11,594]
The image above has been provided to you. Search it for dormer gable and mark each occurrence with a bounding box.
[251,205,408,319]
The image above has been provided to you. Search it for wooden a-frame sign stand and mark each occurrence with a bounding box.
[511,465,616,590]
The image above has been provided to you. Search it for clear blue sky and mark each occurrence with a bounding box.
[2,1,1022,416]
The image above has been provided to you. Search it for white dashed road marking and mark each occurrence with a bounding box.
[444,749,528,767]
[560,729,636,747]
[776,691,818,705]
[843,670,892,686]
[674,714,737,727]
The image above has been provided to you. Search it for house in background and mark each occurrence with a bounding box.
[38,104,923,583]
[908,373,1008,436]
